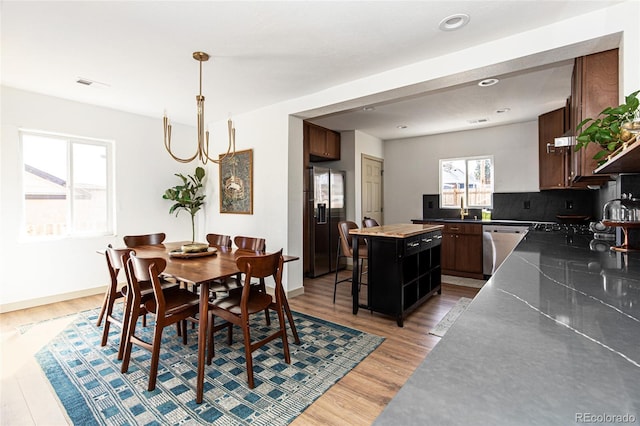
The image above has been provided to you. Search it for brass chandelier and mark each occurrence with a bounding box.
[164,51,236,164]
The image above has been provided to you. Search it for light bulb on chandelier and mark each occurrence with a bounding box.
[164,51,236,164]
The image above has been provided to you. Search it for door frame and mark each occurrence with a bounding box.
[361,154,384,226]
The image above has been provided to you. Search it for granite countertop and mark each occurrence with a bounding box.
[374,230,640,425]
[349,223,443,238]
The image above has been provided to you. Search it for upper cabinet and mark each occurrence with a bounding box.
[538,49,619,190]
[305,122,341,161]
[538,107,569,189]
[569,48,618,185]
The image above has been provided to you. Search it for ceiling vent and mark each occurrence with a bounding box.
[76,77,110,88]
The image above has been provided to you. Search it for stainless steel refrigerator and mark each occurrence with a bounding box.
[308,166,346,277]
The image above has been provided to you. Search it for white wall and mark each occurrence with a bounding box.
[383,121,538,224]
[0,86,197,310]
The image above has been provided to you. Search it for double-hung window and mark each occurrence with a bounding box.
[439,156,494,209]
[21,130,114,238]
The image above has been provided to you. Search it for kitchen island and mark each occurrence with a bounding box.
[350,223,443,326]
[374,228,640,425]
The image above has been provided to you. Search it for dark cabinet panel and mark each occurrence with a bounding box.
[365,229,442,327]
[570,48,618,185]
[538,107,569,189]
[305,121,341,161]
[437,223,484,279]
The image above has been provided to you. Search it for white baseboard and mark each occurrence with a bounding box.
[0,286,105,313]
[1,284,305,314]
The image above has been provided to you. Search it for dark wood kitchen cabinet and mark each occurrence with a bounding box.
[569,48,617,185]
[538,107,570,189]
[305,121,341,161]
[440,223,483,279]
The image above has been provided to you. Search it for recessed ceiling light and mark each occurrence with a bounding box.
[478,78,499,87]
[362,106,375,112]
[439,13,470,31]
[496,108,511,114]
[396,125,408,129]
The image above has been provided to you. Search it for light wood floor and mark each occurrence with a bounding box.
[0,271,479,425]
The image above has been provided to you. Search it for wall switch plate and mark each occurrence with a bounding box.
[524,200,530,209]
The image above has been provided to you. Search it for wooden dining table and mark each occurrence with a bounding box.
[118,241,300,404]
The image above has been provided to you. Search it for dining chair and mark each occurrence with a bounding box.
[233,235,266,252]
[205,233,242,295]
[206,233,232,250]
[120,254,200,391]
[97,245,134,357]
[334,221,368,303]
[124,232,186,291]
[362,217,380,228]
[207,250,290,389]
[98,245,181,358]
[123,232,167,247]
[233,235,269,322]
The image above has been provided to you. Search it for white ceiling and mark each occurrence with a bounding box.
[1,1,624,140]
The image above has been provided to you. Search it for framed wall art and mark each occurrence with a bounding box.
[219,149,253,214]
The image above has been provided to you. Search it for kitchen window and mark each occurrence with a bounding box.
[20,130,114,238]
[439,156,493,209]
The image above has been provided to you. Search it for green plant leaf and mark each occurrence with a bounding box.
[163,167,207,234]
[593,150,609,160]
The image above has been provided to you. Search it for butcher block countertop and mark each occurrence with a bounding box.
[349,223,443,238]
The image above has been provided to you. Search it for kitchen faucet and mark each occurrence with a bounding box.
[459,197,468,220]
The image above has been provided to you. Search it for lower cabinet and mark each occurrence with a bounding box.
[366,230,442,327]
[440,223,483,279]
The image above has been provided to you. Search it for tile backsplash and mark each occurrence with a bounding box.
[422,190,596,222]
[421,174,640,247]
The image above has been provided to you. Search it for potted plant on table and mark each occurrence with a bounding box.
[162,166,206,244]
[575,90,640,166]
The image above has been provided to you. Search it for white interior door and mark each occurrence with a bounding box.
[361,155,383,225]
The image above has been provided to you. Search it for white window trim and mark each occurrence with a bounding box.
[439,155,494,209]
[19,129,116,240]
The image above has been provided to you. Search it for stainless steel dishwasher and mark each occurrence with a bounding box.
[482,225,529,276]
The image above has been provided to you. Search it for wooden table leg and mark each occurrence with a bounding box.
[196,282,209,404]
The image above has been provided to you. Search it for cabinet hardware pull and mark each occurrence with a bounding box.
[407,242,419,247]
[546,142,556,154]
[450,227,459,230]
[422,238,433,243]
[435,235,442,239]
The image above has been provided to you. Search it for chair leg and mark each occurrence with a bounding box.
[100,293,116,347]
[242,320,255,389]
[259,278,271,325]
[121,300,140,373]
[181,320,188,345]
[275,305,291,364]
[147,324,164,391]
[207,314,215,365]
[117,292,134,360]
[96,290,109,327]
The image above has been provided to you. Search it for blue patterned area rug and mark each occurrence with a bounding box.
[35,308,384,425]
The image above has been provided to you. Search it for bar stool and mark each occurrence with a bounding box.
[333,221,367,303]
